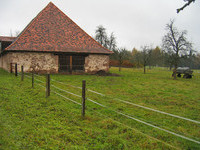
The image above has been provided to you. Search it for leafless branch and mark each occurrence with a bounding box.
[177,0,195,13]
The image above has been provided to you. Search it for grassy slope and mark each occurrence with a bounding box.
[0,67,199,149]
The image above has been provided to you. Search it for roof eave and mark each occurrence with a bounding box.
[3,49,113,55]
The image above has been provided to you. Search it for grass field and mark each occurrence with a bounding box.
[0,67,200,149]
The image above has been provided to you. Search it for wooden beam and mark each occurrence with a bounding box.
[70,56,72,73]
[10,63,13,73]
[15,64,18,76]
[46,74,50,97]
[21,66,24,81]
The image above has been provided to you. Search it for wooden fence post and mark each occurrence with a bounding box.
[32,72,34,88]
[15,64,18,76]
[46,74,50,97]
[21,66,24,81]
[10,63,13,73]
[82,80,86,118]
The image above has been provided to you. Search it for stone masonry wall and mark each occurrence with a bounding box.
[0,53,10,72]
[0,53,110,74]
[0,52,58,73]
[0,56,2,69]
[85,54,109,74]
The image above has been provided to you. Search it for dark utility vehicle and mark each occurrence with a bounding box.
[175,67,193,78]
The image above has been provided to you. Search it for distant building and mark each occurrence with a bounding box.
[0,2,113,74]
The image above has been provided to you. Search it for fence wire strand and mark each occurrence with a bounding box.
[53,91,82,105]
[24,74,31,79]
[114,98,200,124]
[51,84,81,98]
[87,97,200,145]
[51,79,82,89]
[87,86,200,124]
[35,78,45,84]
[34,73,46,79]
[25,74,81,105]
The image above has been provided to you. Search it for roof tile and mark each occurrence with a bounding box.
[5,2,113,54]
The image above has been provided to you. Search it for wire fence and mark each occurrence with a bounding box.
[49,76,200,124]
[13,65,200,147]
[86,107,180,150]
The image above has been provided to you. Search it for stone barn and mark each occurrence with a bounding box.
[0,2,113,74]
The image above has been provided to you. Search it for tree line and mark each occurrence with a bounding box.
[94,21,200,75]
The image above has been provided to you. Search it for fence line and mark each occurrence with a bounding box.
[53,91,82,106]
[23,73,200,145]
[25,74,44,86]
[50,78,200,124]
[51,78,200,124]
[29,73,200,126]
[88,88,200,124]
[88,108,180,150]
[37,83,45,88]
[25,74,31,78]
[27,76,178,148]
[25,74,45,84]
[51,79,82,89]
[35,78,45,84]
[87,98,107,108]
[51,84,81,98]
[114,98,200,124]
[86,97,200,145]
[25,74,81,105]
[34,73,46,79]
[39,78,200,144]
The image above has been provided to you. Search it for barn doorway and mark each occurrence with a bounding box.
[58,55,85,72]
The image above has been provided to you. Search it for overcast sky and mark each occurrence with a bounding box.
[0,0,199,51]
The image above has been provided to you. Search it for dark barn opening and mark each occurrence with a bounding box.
[0,36,16,53]
[72,56,85,71]
[58,55,85,72]
[59,55,70,72]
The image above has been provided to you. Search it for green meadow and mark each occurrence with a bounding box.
[0,67,199,149]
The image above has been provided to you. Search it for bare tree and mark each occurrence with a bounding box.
[15,30,21,36]
[10,29,13,37]
[95,25,117,51]
[95,25,108,47]
[162,20,192,79]
[108,32,117,51]
[9,29,20,37]
[140,46,152,74]
[163,51,175,70]
[177,0,195,13]
[116,48,128,71]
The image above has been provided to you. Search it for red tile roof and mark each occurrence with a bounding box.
[0,36,16,42]
[5,2,113,54]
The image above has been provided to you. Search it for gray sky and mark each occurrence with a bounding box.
[0,0,199,51]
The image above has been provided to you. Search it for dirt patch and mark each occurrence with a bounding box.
[95,70,121,76]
